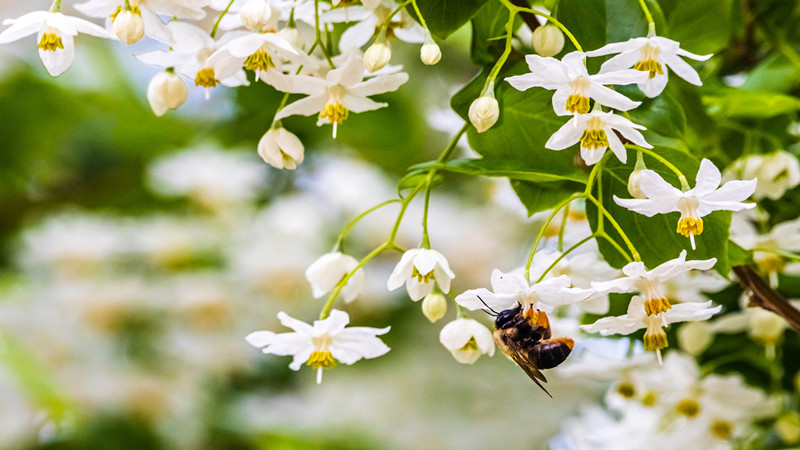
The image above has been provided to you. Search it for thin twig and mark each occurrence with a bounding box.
[733,265,800,332]
[509,0,540,33]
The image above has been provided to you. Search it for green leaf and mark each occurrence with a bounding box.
[586,145,732,276]
[413,0,485,39]
[470,1,516,65]
[728,241,753,267]
[665,0,734,55]
[741,54,800,93]
[511,180,581,216]
[702,87,800,119]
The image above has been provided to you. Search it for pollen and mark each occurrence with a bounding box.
[579,118,609,150]
[757,253,785,275]
[643,315,668,351]
[244,49,275,73]
[711,420,733,440]
[110,5,142,21]
[675,398,701,417]
[460,336,479,352]
[641,392,657,407]
[566,94,591,114]
[410,266,435,284]
[634,44,664,79]
[616,382,635,398]
[677,217,703,237]
[38,30,64,52]
[644,297,672,316]
[306,351,337,369]
[319,102,349,125]
[194,68,220,88]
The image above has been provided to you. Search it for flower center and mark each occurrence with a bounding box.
[579,116,609,150]
[616,382,635,398]
[307,334,337,369]
[244,46,275,74]
[38,28,64,52]
[711,420,733,440]
[411,266,435,283]
[194,68,220,88]
[676,196,703,237]
[635,280,672,315]
[460,336,479,352]
[633,44,664,79]
[566,76,591,114]
[675,398,701,418]
[756,253,785,275]
[641,392,657,407]
[643,314,668,351]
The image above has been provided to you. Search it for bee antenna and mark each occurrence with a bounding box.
[477,295,499,316]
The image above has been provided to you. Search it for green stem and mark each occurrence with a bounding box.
[524,193,585,282]
[210,0,235,38]
[637,0,655,30]
[558,203,570,252]
[535,234,596,283]
[313,0,335,68]
[379,0,412,37]
[752,248,800,263]
[597,231,633,262]
[498,0,583,52]
[634,145,690,190]
[49,0,62,12]
[409,0,429,30]
[586,195,640,261]
[336,200,401,250]
[485,5,518,89]
[320,243,388,320]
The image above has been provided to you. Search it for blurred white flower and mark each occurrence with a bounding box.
[324,0,425,51]
[614,158,757,249]
[439,318,495,364]
[455,269,592,314]
[246,309,390,383]
[305,252,365,303]
[588,35,712,97]
[723,151,800,200]
[258,126,304,169]
[75,0,211,43]
[529,250,618,314]
[387,248,455,300]
[0,10,115,77]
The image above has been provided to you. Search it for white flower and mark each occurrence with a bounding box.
[529,250,618,314]
[0,10,115,77]
[614,158,757,249]
[732,216,800,284]
[387,248,455,301]
[324,1,425,51]
[588,35,712,98]
[581,295,721,352]
[305,252,365,303]
[246,309,390,383]
[532,24,564,57]
[439,318,495,364]
[546,109,651,165]
[723,151,800,200]
[455,268,593,314]
[239,0,273,32]
[217,30,299,82]
[147,70,189,116]
[264,55,408,138]
[75,0,212,43]
[258,126,305,169]
[592,250,716,317]
[506,51,646,116]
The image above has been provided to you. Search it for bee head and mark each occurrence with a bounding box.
[494,304,522,329]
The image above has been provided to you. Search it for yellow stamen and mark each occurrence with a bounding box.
[616,382,635,398]
[410,266,435,284]
[460,336,479,352]
[641,392,657,407]
[644,297,672,316]
[757,253,785,275]
[566,94,591,114]
[633,44,664,79]
[579,117,609,150]
[318,102,349,125]
[306,351,337,369]
[244,49,274,73]
[711,420,733,440]
[194,68,219,88]
[677,217,703,238]
[643,315,668,351]
[38,30,64,52]
[676,398,701,417]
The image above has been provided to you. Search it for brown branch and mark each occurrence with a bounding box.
[509,0,540,34]
[733,265,800,332]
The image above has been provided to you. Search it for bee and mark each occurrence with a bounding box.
[490,302,574,397]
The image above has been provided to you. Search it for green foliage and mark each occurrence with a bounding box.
[412,0,486,39]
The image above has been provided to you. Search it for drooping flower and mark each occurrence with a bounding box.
[591,250,716,316]
[506,51,646,116]
[263,55,408,138]
[588,35,712,97]
[723,151,800,200]
[545,109,652,165]
[731,215,800,286]
[529,250,618,314]
[0,10,116,77]
[614,159,757,249]
[387,248,455,301]
[455,268,593,314]
[258,125,305,170]
[323,0,425,51]
[245,309,390,383]
[147,69,189,116]
[581,295,721,354]
[439,318,495,364]
[305,252,365,303]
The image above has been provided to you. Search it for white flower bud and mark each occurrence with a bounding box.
[532,24,565,57]
[113,8,145,45]
[421,292,447,322]
[147,71,188,117]
[468,93,499,133]
[627,156,649,199]
[676,321,712,356]
[748,308,787,345]
[439,318,495,364]
[278,26,304,50]
[420,42,441,65]
[240,0,273,32]
[364,42,391,73]
[258,126,305,170]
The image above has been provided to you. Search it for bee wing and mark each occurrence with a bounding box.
[494,331,552,398]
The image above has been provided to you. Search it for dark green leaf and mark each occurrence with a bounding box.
[702,87,800,119]
[665,0,734,54]
[470,1,517,65]
[413,0,485,39]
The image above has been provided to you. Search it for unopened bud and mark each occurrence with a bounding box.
[422,292,447,323]
[240,0,273,32]
[532,24,565,57]
[113,8,145,45]
[469,92,499,133]
[278,26,304,50]
[676,322,712,356]
[627,155,648,198]
[364,42,391,73]
[258,126,305,170]
[776,412,800,444]
[420,42,441,65]
[147,70,189,116]
[748,308,787,345]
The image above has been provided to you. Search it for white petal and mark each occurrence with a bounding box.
[351,72,408,97]
[263,71,327,95]
[0,11,49,44]
[277,311,314,335]
[662,52,703,86]
[587,83,640,111]
[639,72,669,97]
[338,18,375,50]
[39,33,74,76]
[65,15,116,39]
[546,119,583,150]
[245,330,277,348]
[406,278,433,301]
[274,95,328,120]
[489,269,528,294]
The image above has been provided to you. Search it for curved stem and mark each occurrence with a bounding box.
[586,195,641,261]
[484,5,518,91]
[638,0,655,29]
[535,234,596,283]
[210,0,235,38]
[320,243,388,319]
[634,145,690,190]
[335,199,401,250]
[558,203,570,252]
[498,0,583,52]
[313,0,335,68]
[524,192,586,282]
[596,231,633,262]
[409,0,429,31]
[379,0,412,37]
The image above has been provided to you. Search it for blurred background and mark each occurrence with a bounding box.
[0,2,611,448]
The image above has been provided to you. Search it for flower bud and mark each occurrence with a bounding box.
[364,42,391,73]
[113,8,145,45]
[532,24,565,57]
[776,412,800,444]
[240,0,273,32]
[676,321,712,356]
[278,26,304,50]
[420,42,441,65]
[468,92,499,133]
[147,70,189,117]
[748,308,787,345]
[258,126,305,170]
[627,156,649,199]
[421,292,447,322]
